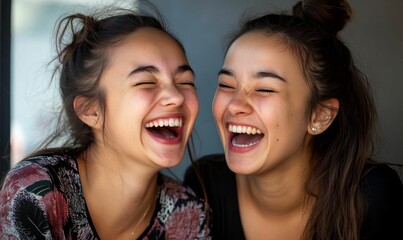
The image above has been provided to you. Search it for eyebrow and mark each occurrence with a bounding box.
[255,71,286,82]
[129,64,194,76]
[218,68,233,77]
[176,64,195,76]
[218,68,286,82]
[129,65,159,76]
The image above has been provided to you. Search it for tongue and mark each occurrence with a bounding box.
[148,127,176,139]
[232,133,263,146]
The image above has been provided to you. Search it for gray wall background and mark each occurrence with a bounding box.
[151,0,403,180]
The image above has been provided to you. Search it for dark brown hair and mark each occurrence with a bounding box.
[226,0,376,239]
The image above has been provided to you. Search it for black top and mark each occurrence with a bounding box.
[184,154,403,240]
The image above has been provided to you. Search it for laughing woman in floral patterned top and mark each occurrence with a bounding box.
[0,6,209,240]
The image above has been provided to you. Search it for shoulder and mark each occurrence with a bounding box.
[184,154,234,197]
[0,154,76,238]
[159,174,202,200]
[1,155,71,190]
[1,154,77,192]
[1,154,77,197]
[188,153,229,174]
[184,154,243,239]
[361,163,403,201]
[360,164,403,239]
[158,174,207,210]
[154,174,210,239]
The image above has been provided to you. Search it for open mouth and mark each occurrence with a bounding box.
[228,124,264,148]
[145,118,183,140]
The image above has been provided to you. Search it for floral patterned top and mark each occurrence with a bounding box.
[0,154,210,239]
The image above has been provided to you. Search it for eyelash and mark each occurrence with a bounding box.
[219,83,274,94]
[256,89,275,94]
[133,82,195,88]
[218,83,235,89]
[134,81,156,86]
[179,82,195,87]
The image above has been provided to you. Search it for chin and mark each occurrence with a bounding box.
[152,152,185,169]
[225,154,259,175]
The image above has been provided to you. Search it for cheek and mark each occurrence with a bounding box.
[254,98,277,122]
[254,98,304,138]
[107,93,154,125]
[184,92,199,117]
[269,109,310,145]
[212,94,229,143]
[212,92,226,120]
[129,94,153,112]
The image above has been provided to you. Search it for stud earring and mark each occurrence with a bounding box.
[312,125,321,133]
[324,115,332,120]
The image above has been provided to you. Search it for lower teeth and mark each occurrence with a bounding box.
[231,139,259,148]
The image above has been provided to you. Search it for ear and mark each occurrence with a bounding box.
[308,98,339,135]
[73,96,102,129]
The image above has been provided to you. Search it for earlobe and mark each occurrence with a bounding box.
[308,98,339,135]
[73,96,101,128]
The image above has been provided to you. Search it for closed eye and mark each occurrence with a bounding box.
[178,82,195,87]
[218,83,235,89]
[134,81,156,86]
[256,89,275,94]
[177,82,196,91]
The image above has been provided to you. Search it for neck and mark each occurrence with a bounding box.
[237,156,311,216]
[78,147,159,239]
[237,174,308,216]
[236,162,312,240]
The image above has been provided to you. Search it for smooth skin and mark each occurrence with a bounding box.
[213,32,338,239]
[75,28,199,239]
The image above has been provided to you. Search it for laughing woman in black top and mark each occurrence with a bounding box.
[185,0,403,239]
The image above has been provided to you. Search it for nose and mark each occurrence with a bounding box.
[159,85,185,107]
[227,91,253,116]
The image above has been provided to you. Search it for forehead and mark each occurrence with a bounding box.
[107,27,187,66]
[225,32,302,76]
[227,32,293,62]
[118,27,178,46]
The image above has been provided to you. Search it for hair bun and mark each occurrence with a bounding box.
[292,0,352,36]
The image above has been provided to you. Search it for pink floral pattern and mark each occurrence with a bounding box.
[0,154,210,239]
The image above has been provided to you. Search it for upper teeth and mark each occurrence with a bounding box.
[228,124,262,134]
[146,118,183,128]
